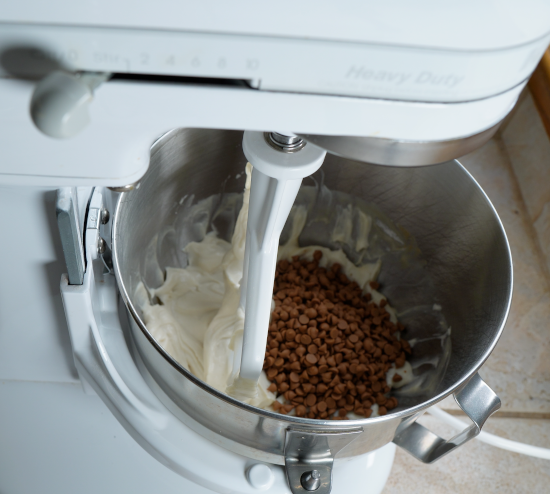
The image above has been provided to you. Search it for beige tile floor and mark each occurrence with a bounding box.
[383,90,550,491]
[501,91,550,277]
[382,416,550,494]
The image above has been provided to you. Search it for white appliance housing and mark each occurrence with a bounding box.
[0,3,548,493]
[1,0,550,185]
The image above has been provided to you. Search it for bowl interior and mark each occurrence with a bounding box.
[114,128,511,412]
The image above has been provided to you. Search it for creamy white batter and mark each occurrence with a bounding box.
[138,164,413,410]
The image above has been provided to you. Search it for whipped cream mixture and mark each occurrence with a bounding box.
[138,164,414,410]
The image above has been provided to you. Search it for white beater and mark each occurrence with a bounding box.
[227,131,326,401]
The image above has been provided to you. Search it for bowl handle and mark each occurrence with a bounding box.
[392,373,501,463]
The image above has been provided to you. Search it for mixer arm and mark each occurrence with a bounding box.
[392,373,501,463]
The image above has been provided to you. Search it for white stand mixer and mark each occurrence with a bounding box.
[0,2,549,493]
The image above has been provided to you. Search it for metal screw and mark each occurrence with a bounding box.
[301,470,321,491]
[97,236,106,255]
[100,208,110,224]
[265,132,306,153]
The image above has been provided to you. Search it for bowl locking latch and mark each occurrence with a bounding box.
[284,428,363,494]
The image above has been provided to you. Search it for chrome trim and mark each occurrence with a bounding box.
[298,121,501,166]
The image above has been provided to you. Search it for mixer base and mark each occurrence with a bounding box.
[0,380,396,494]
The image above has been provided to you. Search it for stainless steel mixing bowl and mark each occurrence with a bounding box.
[112,128,511,493]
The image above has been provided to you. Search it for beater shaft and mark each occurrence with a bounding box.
[228,131,325,400]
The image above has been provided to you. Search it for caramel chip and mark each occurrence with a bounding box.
[306,308,318,319]
[289,372,300,383]
[337,320,348,330]
[267,368,278,379]
[299,314,310,325]
[301,334,312,345]
[305,394,317,407]
[305,353,318,365]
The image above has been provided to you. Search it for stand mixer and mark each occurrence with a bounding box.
[1,2,550,493]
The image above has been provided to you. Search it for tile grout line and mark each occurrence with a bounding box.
[493,131,550,293]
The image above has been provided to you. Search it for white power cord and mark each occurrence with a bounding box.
[427,406,550,460]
